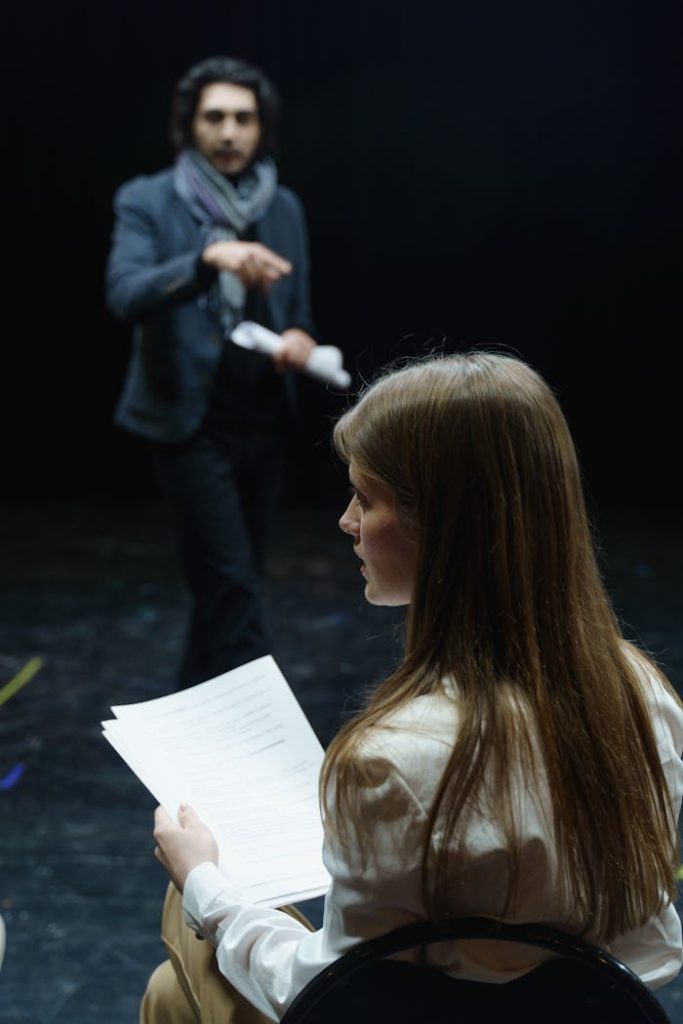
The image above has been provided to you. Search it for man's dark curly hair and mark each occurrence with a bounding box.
[170,55,280,156]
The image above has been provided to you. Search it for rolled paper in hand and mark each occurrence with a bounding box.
[231,321,352,389]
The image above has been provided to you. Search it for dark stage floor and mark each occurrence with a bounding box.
[1,498,681,1022]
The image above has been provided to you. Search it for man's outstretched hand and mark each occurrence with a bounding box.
[202,240,292,291]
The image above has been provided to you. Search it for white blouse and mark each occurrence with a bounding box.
[183,666,683,1021]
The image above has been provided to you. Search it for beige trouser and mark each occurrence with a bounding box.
[140,882,314,1024]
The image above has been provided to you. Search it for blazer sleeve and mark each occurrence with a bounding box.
[278,190,317,338]
[262,188,317,339]
[105,177,215,324]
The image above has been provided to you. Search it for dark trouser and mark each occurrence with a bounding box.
[153,427,284,688]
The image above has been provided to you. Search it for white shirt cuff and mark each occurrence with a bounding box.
[182,861,246,942]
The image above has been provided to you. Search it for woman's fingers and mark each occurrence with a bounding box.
[177,803,199,826]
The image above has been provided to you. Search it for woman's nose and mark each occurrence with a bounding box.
[339,500,359,536]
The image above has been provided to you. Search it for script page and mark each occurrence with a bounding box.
[102,655,330,907]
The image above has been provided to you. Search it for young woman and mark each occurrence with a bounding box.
[145,352,683,1023]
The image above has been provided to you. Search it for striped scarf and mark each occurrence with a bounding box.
[174,149,278,336]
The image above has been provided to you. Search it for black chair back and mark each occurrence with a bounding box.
[280,917,671,1024]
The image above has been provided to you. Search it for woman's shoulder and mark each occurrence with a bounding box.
[372,687,458,735]
[622,641,683,752]
[355,689,459,783]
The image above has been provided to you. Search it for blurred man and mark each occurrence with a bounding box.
[106,56,318,686]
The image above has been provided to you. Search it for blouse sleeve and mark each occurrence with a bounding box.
[608,648,683,987]
[182,738,429,1020]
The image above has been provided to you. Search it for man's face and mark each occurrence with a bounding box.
[191,82,262,177]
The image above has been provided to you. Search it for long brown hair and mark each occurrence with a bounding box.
[322,352,679,942]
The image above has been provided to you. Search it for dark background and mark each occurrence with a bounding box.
[2,6,683,1019]
[5,0,681,514]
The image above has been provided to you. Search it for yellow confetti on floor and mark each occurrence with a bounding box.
[0,657,43,707]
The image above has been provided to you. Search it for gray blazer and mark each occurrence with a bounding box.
[106,168,315,443]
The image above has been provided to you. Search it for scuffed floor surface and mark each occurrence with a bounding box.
[0,499,681,1022]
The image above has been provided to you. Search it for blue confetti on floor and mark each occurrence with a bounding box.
[0,762,26,790]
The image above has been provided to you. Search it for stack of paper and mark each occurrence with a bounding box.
[102,655,330,907]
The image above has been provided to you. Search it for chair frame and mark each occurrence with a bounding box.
[280,916,671,1024]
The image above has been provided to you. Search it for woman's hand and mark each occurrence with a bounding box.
[153,804,219,893]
